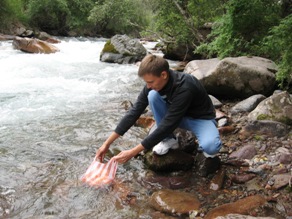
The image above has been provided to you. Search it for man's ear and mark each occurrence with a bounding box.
[161,71,168,79]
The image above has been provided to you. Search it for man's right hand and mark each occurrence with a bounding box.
[95,132,120,162]
[95,143,110,162]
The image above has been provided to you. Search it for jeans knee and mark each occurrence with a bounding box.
[148,90,161,104]
[200,137,222,155]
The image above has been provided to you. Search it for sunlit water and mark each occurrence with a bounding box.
[0,38,160,218]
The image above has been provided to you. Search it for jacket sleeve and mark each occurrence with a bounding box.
[115,86,149,136]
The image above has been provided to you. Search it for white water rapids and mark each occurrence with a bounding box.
[0,38,160,218]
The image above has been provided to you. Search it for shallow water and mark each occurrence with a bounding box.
[0,38,158,218]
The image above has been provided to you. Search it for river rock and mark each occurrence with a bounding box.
[141,172,192,189]
[266,174,291,190]
[239,120,289,139]
[204,195,266,219]
[135,116,155,129]
[12,37,60,54]
[0,34,15,41]
[230,94,266,115]
[184,56,277,99]
[143,150,194,172]
[229,144,257,160]
[248,91,292,125]
[215,214,276,219]
[150,189,200,216]
[100,34,147,64]
[230,173,257,184]
[209,168,226,191]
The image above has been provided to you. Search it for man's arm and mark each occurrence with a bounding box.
[113,143,145,164]
[95,132,120,162]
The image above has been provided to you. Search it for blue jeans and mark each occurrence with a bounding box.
[148,90,222,156]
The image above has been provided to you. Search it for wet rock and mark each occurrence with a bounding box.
[135,116,155,129]
[248,91,292,126]
[230,173,257,184]
[215,214,276,218]
[219,126,236,135]
[12,37,60,54]
[204,195,267,219]
[210,169,226,191]
[175,129,198,153]
[150,189,200,216]
[230,94,266,115]
[141,172,192,189]
[0,34,15,41]
[239,120,289,139]
[35,31,61,44]
[229,144,257,160]
[100,34,147,64]
[143,150,194,172]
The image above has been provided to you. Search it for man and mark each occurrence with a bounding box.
[96,54,222,176]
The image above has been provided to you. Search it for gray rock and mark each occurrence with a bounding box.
[100,34,147,64]
[229,144,257,160]
[248,91,292,125]
[184,56,277,99]
[230,94,266,115]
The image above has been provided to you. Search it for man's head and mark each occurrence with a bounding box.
[138,54,170,91]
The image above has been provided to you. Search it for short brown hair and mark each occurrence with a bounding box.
[138,54,169,77]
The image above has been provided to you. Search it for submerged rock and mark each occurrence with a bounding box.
[150,189,200,216]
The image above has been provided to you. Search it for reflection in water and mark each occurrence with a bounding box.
[0,38,154,218]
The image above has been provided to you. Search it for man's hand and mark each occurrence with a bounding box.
[95,132,120,162]
[95,143,110,162]
[113,144,144,164]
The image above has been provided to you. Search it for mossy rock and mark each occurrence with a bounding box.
[101,40,118,54]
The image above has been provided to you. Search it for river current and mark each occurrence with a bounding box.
[0,38,159,218]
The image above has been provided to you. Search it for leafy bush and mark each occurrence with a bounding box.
[88,0,151,37]
[196,0,281,58]
[27,0,70,34]
[262,15,292,89]
[153,0,225,45]
[0,0,27,29]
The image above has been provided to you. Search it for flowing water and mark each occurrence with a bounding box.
[0,38,160,218]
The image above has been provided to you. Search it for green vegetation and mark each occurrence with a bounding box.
[0,0,291,90]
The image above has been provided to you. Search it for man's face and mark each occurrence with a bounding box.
[142,71,168,91]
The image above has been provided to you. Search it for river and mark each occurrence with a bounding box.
[0,37,161,218]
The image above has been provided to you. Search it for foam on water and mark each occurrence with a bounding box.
[0,38,139,125]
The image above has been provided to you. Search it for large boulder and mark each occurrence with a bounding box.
[248,91,292,125]
[12,37,60,54]
[100,34,147,64]
[184,56,277,99]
